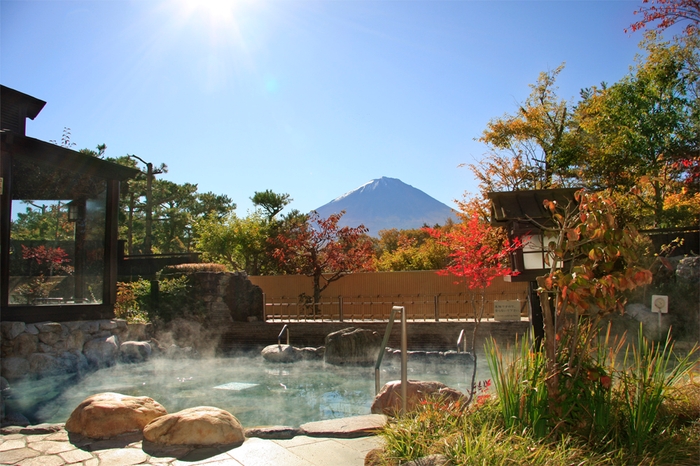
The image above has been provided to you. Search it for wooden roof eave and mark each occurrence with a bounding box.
[487,188,582,228]
[1,130,140,182]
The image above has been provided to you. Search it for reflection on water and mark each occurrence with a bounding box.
[7,353,489,427]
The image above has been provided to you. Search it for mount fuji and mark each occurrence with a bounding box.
[313,177,458,236]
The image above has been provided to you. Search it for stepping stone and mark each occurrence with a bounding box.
[300,414,387,438]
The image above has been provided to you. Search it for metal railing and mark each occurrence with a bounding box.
[375,306,408,415]
[277,324,290,348]
[456,329,467,353]
[263,291,528,322]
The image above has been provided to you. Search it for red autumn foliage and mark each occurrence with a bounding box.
[21,244,73,275]
[425,215,521,290]
[627,0,700,34]
[272,210,375,305]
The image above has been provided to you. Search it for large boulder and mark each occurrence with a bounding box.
[325,327,382,366]
[143,406,244,446]
[625,303,672,341]
[677,256,700,282]
[371,380,466,416]
[261,344,300,363]
[119,341,152,363]
[83,335,119,367]
[65,392,167,439]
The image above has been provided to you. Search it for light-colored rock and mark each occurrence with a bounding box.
[301,414,388,438]
[1,357,30,380]
[143,406,244,446]
[65,392,167,439]
[371,380,466,416]
[119,341,152,363]
[83,335,119,367]
[1,322,26,340]
[24,324,39,335]
[35,322,62,334]
[261,344,300,363]
[325,327,382,366]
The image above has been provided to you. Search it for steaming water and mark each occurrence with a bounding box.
[6,353,489,428]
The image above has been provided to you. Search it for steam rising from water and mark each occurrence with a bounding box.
[6,352,486,428]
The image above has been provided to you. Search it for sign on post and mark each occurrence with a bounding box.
[494,300,522,321]
[651,295,668,313]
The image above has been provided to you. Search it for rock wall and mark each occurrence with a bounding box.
[0,320,152,381]
[159,271,264,324]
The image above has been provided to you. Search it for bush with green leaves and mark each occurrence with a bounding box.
[115,275,203,324]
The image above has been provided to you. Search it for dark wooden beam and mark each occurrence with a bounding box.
[0,152,12,308]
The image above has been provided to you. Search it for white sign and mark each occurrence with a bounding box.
[651,295,668,314]
[494,300,522,321]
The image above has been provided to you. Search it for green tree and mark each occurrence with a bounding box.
[107,154,235,254]
[10,202,73,241]
[195,212,270,274]
[374,227,450,271]
[478,64,582,190]
[575,32,699,227]
[251,190,292,220]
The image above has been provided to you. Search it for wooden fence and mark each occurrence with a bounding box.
[249,271,530,322]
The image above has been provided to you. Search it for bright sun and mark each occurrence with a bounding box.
[177,0,240,27]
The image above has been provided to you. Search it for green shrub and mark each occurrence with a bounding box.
[150,274,202,322]
[115,280,150,323]
[619,326,698,455]
[116,275,204,324]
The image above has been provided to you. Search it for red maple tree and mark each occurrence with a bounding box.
[425,215,521,405]
[272,211,375,310]
[627,0,700,34]
[426,215,520,292]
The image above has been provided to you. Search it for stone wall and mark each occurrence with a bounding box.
[159,271,264,324]
[1,320,151,381]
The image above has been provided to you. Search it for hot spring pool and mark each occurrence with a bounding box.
[6,353,490,427]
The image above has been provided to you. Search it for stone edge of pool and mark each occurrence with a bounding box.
[0,413,388,440]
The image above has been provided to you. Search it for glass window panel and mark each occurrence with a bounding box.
[9,183,107,305]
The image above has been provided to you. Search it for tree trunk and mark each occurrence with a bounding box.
[536,276,561,419]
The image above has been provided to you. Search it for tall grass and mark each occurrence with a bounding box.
[619,326,698,455]
[484,332,548,437]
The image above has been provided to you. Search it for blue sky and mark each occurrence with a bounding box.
[2,0,650,215]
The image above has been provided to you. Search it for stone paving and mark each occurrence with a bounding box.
[0,416,386,466]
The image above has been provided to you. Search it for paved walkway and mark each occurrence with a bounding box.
[0,417,385,466]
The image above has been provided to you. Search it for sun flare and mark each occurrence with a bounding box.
[177,0,240,27]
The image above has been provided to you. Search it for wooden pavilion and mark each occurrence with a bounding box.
[1,85,139,323]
